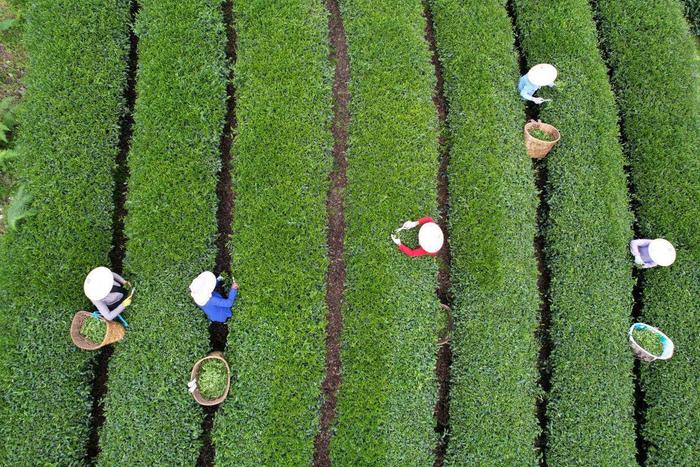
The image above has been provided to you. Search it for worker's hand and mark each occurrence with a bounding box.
[532,97,545,104]
[122,296,132,307]
[391,234,401,245]
[232,282,239,290]
[124,281,132,288]
[402,220,418,230]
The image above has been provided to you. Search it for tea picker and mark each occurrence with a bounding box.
[189,271,238,323]
[391,216,444,257]
[630,238,676,268]
[518,63,557,104]
[84,266,134,325]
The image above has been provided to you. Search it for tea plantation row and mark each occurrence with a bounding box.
[427,0,541,463]
[212,0,333,463]
[329,0,441,464]
[513,0,638,463]
[0,1,130,463]
[594,0,700,463]
[96,0,227,464]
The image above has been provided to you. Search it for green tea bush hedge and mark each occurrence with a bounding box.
[330,0,440,464]
[680,0,700,34]
[0,0,130,463]
[212,0,333,464]
[428,0,541,463]
[513,0,637,463]
[594,0,700,462]
[97,1,226,464]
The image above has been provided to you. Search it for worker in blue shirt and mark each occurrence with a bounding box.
[518,63,557,104]
[189,271,238,323]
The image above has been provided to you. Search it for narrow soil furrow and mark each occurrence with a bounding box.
[533,161,552,465]
[422,3,453,466]
[85,1,139,464]
[313,1,349,465]
[506,1,552,463]
[197,2,236,466]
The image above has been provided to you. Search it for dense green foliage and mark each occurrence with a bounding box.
[330,0,440,464]
[197,359,227,400]
[680,0,700,34]
[594,0,700,462]
[0,1,130,463]
[80,316,107,344]
[97,1,226,464]
[631,329,663,357]
[212,0,332,464]
[513,0,637,463]
[428,0,541,463]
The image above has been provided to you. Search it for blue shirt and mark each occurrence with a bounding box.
[199,287,237,323]
[518,74,540,101]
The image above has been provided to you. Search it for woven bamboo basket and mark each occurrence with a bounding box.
[524,120,561,159]
[189,351,231,406]
[70,311,125,350]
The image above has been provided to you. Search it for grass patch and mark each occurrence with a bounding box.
[197,359,227,400]
[80,316,106,345]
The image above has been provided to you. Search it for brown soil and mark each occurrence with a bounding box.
[214,0,237,279]
[533,160,552,463]
[313,0,350,465]
[422,3,453,465]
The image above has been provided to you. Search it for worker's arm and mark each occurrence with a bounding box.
[417,216,434,225]
[93,300,123,321]
[399,243,428,257]
[112,272,127,285]
[520,87,545,104]
[208,287,237,308]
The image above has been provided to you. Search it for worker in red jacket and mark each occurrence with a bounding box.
[391,216,444,257]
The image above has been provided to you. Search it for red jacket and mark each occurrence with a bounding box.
[398,217,437,257]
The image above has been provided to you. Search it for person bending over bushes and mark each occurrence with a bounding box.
[84,266,133,321]
[189,271,238,323]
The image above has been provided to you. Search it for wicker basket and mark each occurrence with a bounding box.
[524,120,561,159]
[189,351,231,406]
[70,311,125,350]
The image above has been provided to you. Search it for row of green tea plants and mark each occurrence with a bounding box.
[594,0,700,463]
[329,0,440,464]
[211,0,333,464]
[512,0,638,464]
[0,0,130,463]
[96,0,227,464]
[427,0,541,463]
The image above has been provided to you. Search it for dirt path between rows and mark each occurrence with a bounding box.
[85,2,139,465]
[196,1,237,466]
[313,0,350,465]
[422,3,454,466]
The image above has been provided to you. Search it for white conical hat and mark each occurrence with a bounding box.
[190,271,216,306]
[418,222,444,254]
[527,64,558,86]
[648,239,676,266]
[84,266,114,301]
